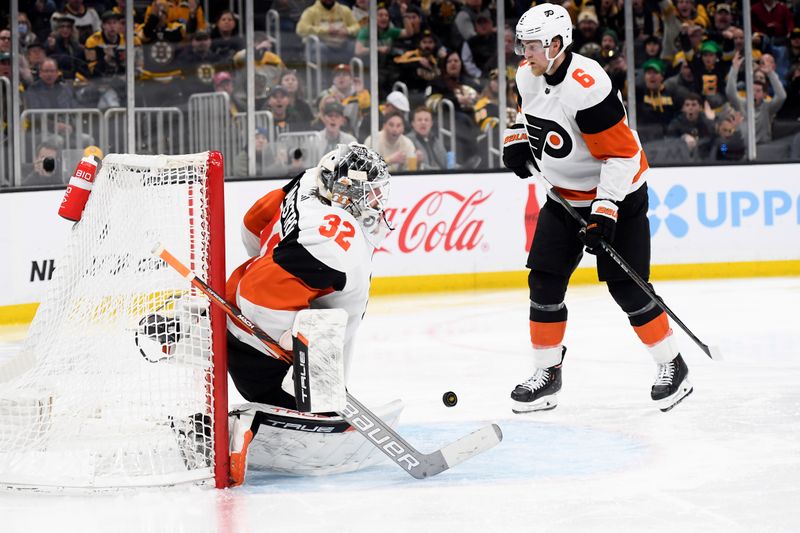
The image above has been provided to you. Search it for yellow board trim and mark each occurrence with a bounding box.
[369,260,800,296]
[2,261,799,324]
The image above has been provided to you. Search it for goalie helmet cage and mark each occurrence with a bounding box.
[0,151,229,490]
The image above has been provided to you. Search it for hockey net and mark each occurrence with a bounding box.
[0,152,228,489]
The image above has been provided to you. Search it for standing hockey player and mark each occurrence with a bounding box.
[502,4,692,413]
[225,142,397,484]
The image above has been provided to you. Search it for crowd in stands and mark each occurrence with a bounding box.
[4,0,800,186]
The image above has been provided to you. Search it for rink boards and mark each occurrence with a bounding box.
[1,163,799,322]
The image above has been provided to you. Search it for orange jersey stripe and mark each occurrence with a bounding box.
[581,117,640,161]
[633,312,671,346]
[632,149,649,184]
[237,254,333,311]
[530,320,567,348]
[554,187,597,201]
[243,189,286,240]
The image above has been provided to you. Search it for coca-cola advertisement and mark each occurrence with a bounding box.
[371,173,536,276]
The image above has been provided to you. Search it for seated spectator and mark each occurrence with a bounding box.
[233,128,300,177]
[461,11,496,81]
[26,0,57,42]
[363,110,417,173]
[268,85,311,134]
[664,56,697,106]
[142,0,206,35]
[408,106,447,170]
[428,0,460,52]
[777,63,800,121]
[82,11,129,109]
[707,110,745,161]
[772,28,800,84]
[351,0,369,27]
[636,58,678,141]
[452,0,484,47]
[18,12,40,49]
[137,2,185,107]
[394,29,443,101]
[597,0,625,38]
[46,16,87,81]
[24,140,63,186]
[314,101,357,155]
[25,57,76,110]
[213,71,234,95]
[637,35,663,69]
[394,4,425,53]
[673,0,710,29]
[210,10,244,62]
[51,0,101,44]
[26,39,48,81]
[573,9,601,53]
[232,32,285,89]
[354,3,401,57]
[605,48,628,96]
[0,28,34,86]
[232,71,270,112]
[296,0,360,72]
[667,93,715,155]
[317,63,370,135]
[726,51,786,143]
[751,0,793,44]
[599,29,621,65]
[281,69,315,126]
[426,49,481,166]
[691,39,727,109]
[177,30,226,97]
[357,89,410,141]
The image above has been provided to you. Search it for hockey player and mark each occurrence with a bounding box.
[225,142,396,484]
[502,4,692,413]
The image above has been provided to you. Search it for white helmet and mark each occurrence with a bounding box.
[317,142,392,245]
[515,3,573,70]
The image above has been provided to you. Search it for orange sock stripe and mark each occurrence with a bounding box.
[530,320,566,348]
[633,312,670,346]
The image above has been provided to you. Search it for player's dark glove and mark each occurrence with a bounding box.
[579,199,618,255]
[502,124,533,179]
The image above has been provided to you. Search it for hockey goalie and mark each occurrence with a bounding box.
[224,143,398,484]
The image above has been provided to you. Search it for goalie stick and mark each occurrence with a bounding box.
[153,243,503,480]
[526,164,722,361]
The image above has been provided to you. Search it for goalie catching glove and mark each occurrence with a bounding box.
[502,123,534,179]
[579,199,618,254]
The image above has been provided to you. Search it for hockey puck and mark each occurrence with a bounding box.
[442,391,458,407]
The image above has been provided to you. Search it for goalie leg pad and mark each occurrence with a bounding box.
[233,400,404,477]
[291,309,347,413]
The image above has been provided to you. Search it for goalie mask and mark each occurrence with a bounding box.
[515,3,573,71]
[317,143,393,246]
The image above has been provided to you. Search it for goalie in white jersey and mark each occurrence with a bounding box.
[502,4,692,413]
[225,143,401,484]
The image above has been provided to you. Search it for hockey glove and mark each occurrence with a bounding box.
[579,199,618,255]
[502,124,533,179]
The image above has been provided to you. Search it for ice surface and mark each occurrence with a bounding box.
[1,277,798,533]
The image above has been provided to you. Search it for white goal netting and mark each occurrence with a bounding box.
[0,152,225,489]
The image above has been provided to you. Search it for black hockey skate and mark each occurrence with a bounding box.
[511,347,566,413]
[651,354,693,412]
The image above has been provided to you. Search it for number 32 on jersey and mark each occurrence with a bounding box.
[319,214,355,251]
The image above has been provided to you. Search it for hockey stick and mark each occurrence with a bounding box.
[526,164,722,361]
[153,243,503,479]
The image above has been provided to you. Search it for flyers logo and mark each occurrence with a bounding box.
[524,114,573,171]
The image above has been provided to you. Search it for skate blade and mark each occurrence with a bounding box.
[511,395,558,414]
[656,379,693,412]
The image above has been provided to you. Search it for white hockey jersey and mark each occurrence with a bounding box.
[227,169,374,380]
[514,52,649,206]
